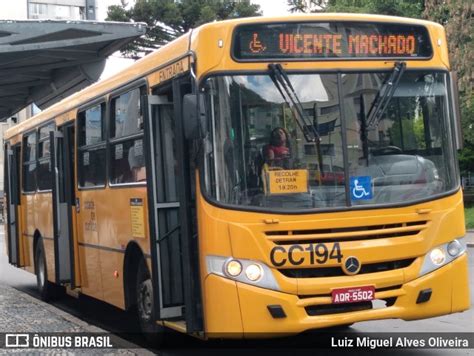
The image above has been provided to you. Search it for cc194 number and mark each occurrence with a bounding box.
[270,242,343,267]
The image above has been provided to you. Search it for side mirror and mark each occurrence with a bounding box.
[183,94,206,139]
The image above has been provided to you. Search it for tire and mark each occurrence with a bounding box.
[35,240,53,301]
[136,259,165,346]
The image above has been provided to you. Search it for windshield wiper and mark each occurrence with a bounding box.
[268,63,324,175]
[268,63,321,142]
[366,61,406,129]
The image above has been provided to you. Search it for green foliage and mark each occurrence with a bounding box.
[423,1,472,95]
[385,97,422,150]
[412,115,426,150]
[106,5,130,22]
[328,0,424,18]
[106,0,262,59]
[388,117,419,150]
[287,0,424,17]
[464,205,474,229]
[287,0,325,13]
[458,142,474,175]
[423,0,473,170]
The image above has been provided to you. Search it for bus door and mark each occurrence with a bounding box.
[144,93,185,319]
[5,144,21,266]
[50,124,76,285]
[144,74,203,331]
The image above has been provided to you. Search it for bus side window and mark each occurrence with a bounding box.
[109,86,147,184]
[22,132,37,193]
[78,103,107,188]
[37,123,55,191]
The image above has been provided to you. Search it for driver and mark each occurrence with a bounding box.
[264,127,291,168]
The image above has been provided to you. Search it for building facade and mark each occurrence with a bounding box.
[28,0,96,20]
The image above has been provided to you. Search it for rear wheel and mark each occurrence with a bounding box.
[136,260,165,345]
[35,240,53,301]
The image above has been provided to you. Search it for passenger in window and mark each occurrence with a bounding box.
[128,145,146,182]
[264,127,291,168]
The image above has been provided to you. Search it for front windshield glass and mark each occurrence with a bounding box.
[202,71,457,211]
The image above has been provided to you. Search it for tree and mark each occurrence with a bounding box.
[326,0,424,18]
[287,0,424,18]
[423,0,473,171]
[107,0,262,59]
[287,0,325,13]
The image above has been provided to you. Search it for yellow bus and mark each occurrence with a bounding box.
[4,13,470,340]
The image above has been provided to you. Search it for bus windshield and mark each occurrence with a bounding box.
[202,70,457,211]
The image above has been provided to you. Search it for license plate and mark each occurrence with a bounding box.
[331,286,375,304]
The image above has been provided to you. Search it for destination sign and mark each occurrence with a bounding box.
[233,22,432,60]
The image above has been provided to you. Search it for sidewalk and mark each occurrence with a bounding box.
[0,284,153,355]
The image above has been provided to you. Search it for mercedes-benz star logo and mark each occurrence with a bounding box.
[342,256,361,275]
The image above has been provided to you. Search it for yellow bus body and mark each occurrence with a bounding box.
[3,13,469,337]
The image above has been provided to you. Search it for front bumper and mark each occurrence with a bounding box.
[204,253,469,336]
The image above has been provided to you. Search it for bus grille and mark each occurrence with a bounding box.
[278,258,415,278]
[265,220,429,244]
[304,298,397,316]
[305,301,372,316]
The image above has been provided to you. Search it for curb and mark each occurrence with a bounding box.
[12,287,154,355]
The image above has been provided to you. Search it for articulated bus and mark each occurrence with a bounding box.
[4,13,470,340]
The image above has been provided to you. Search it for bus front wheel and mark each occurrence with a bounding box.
[136,260,164,345]
[35,240,53,302]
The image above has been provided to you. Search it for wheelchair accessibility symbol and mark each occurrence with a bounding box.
[249,33,266,53]
[350,176,372,200]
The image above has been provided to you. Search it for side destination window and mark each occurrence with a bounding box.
[37,123,55,191]
[109,86,147,184]
[22,132,37,193]
[78,103,106,188]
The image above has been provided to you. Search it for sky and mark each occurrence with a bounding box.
[234,75,329,104]
[254,0,291,17]
[99,0,292,79]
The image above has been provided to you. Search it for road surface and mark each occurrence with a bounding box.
[0,228,472,355]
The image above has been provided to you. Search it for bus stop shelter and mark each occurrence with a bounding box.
[0,20,145,121]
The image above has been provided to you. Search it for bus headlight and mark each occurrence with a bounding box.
[245,264,263,281]
[447,240,463,257]
[430,248,446,265]
[207,255,280,291]
[225,259,242,277]
[419,238,467,277]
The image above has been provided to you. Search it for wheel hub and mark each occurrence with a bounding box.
[38,260,45,287]
[139,281,153,320]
